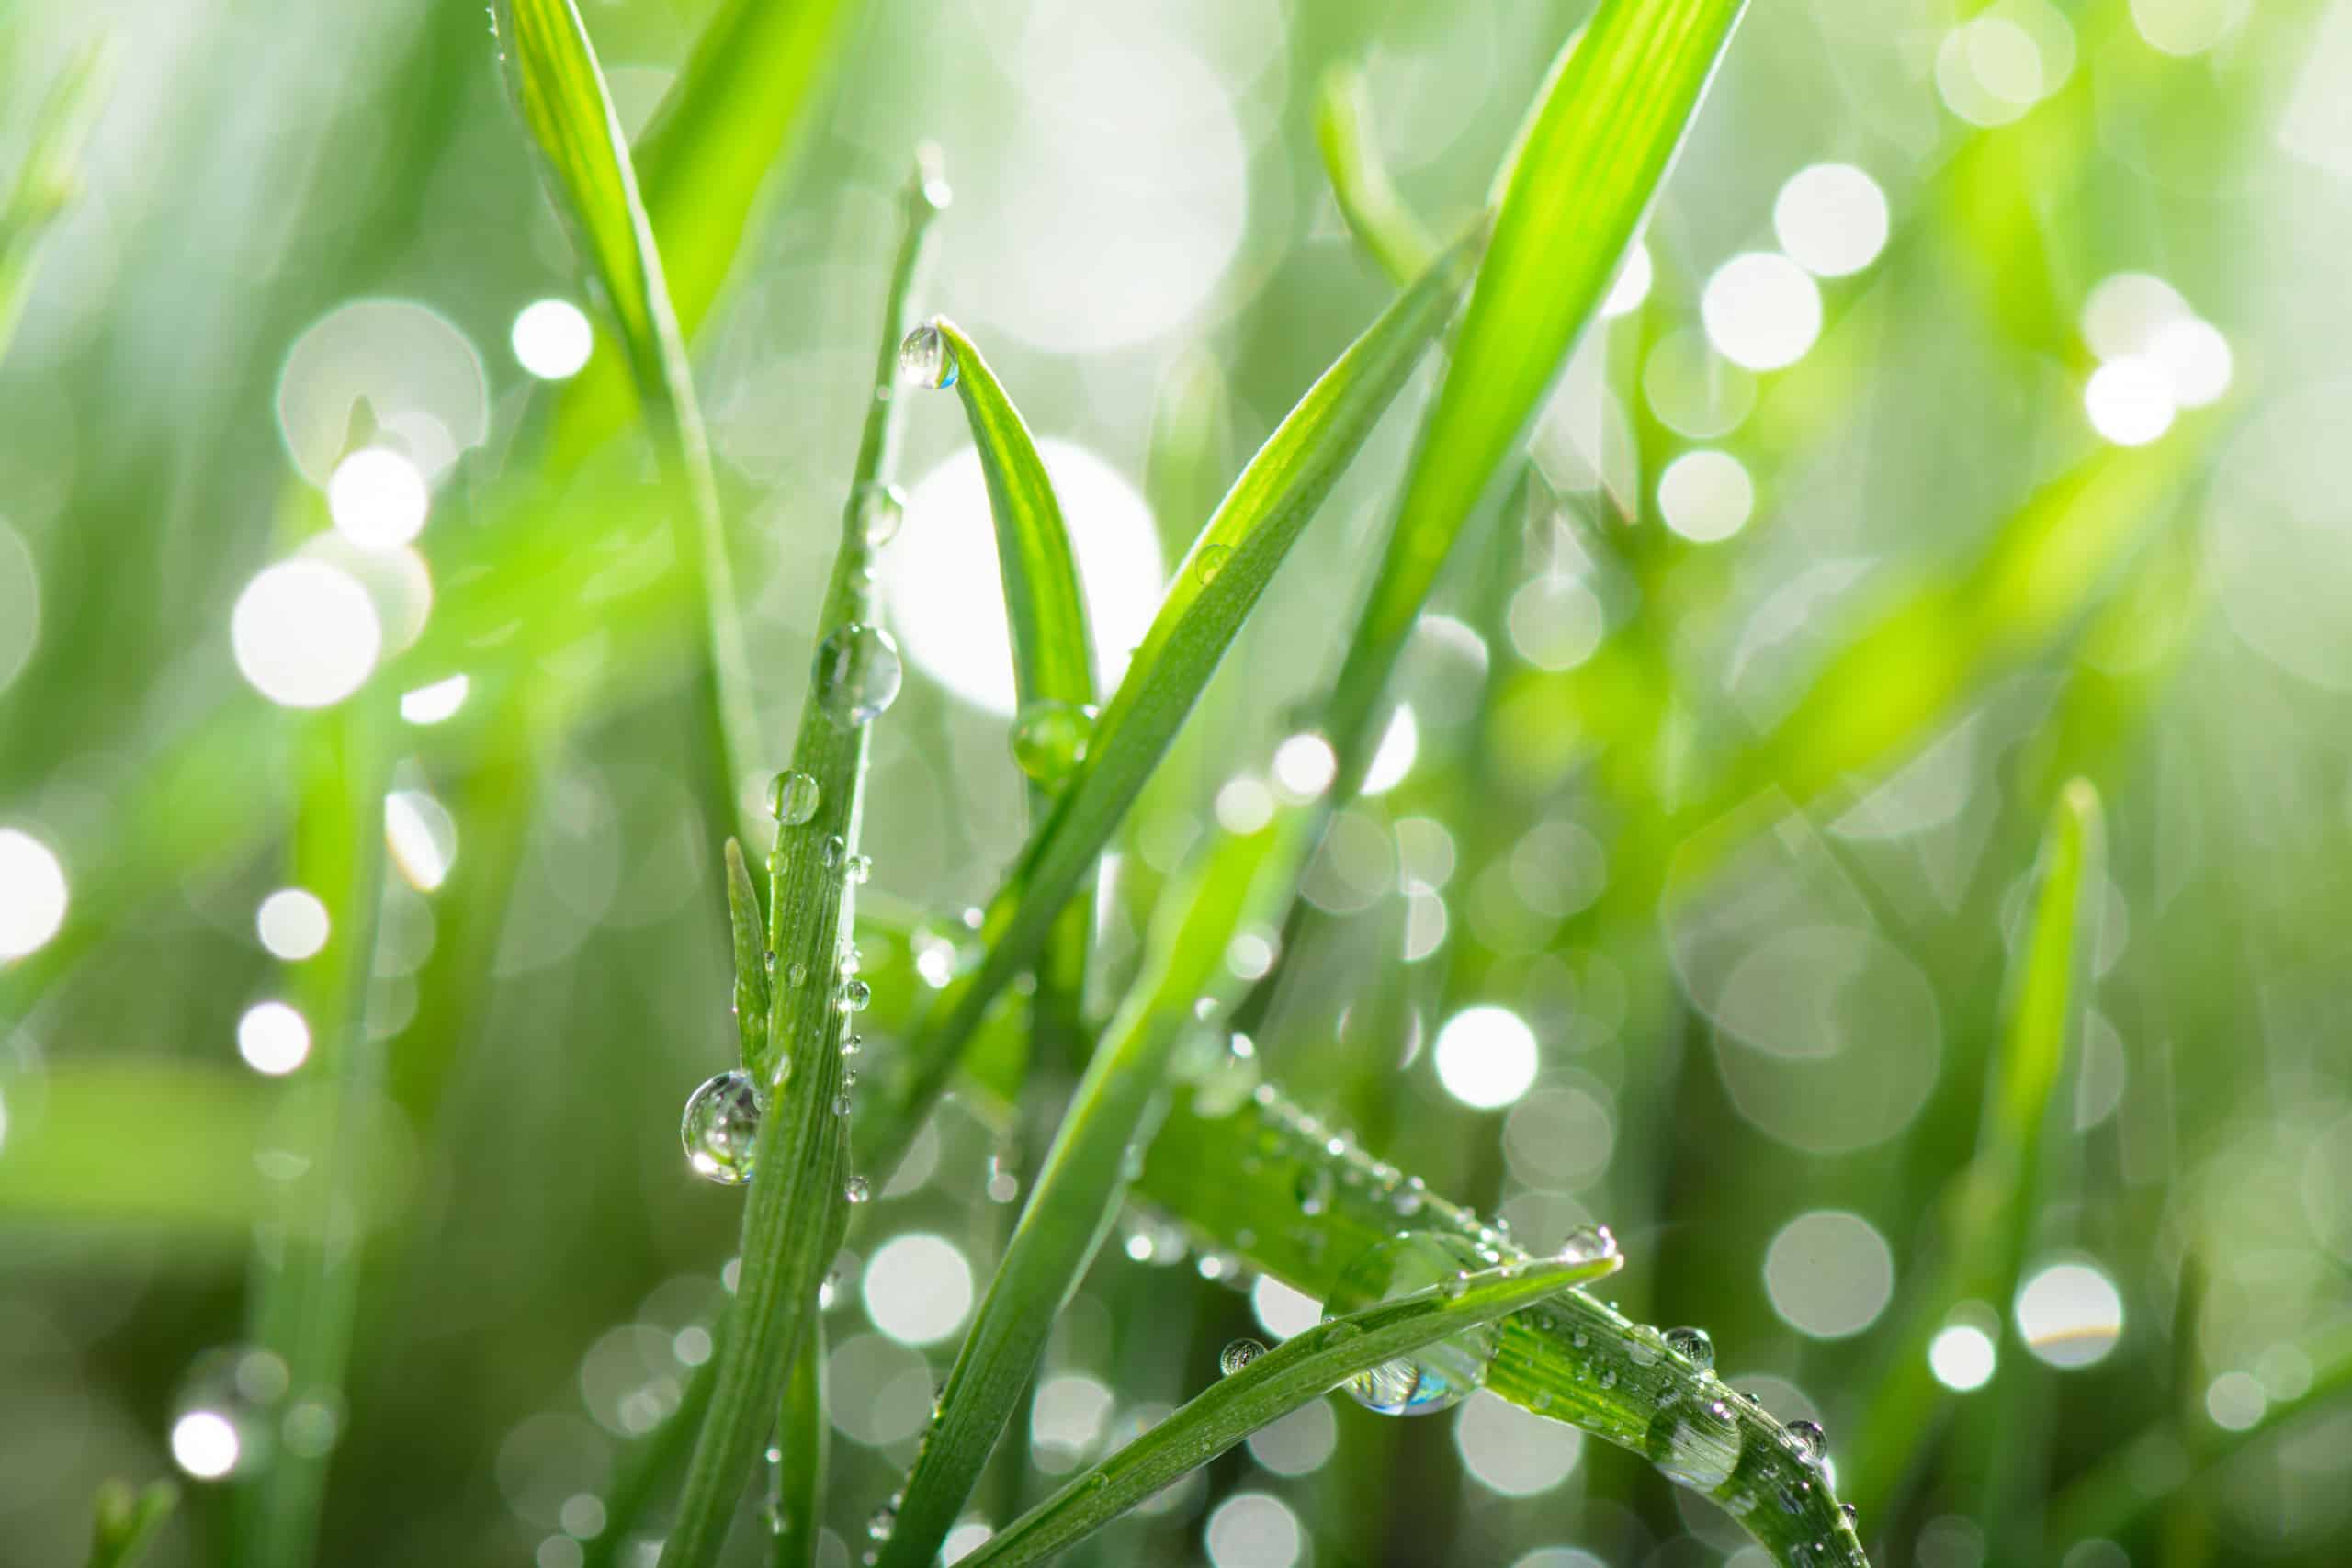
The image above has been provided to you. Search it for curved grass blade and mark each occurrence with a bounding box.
[1843,780,2106,1514]
[957,1252,1617,1568]
[1314,64,1437,288]
[1,37,109,362]
[865,230,1479,1171]
[85,1479,176,1568]
[546,0,866,473]
[492,0,755,836]
[925,319,1097,717]
[657,162,945,1568]
[875,801,1316,1568]
[725,839,773,1071]
[1319,0,1749,785]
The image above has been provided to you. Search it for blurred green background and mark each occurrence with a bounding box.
[4,0,2351,1564]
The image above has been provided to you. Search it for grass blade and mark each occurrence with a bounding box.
[0,37,108,363]
[725,838,775,1074]
[657,162,944,1568]
[866,230,1479,1170]
[1319,0,1748,784]
[546,0,866,473]
[85,1479,176,1568]
[876,798,1316,1568]
[1314,64,1437,288]
[926,320,1098,716]
[492,0,756,836]
[1843,781,2107,1514]
[769,1323,828,1568]
[958,1253,1619,1568]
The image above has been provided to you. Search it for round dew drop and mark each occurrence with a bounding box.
[1559,1224,1618,1266]
[1665,1325,1716,1372]
[844,1174,872,1205]
[1011,699,1097,787]
[767,770,820,825]
[1783,1417,1827,1467]
[1321,1233,1499,1416]
[682,1069,764,1186]
[1219,1337,1267,1377]
[838,978,872,1013]
[898,321,959,391]
[855,482,905,548]
[813,624,903,726]
[1193,544,1232,586]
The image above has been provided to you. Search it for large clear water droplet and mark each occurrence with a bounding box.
[898,322,958,390]
[1219,1337,1267,1377]
[1665,1325,1715,1371]
[682,1069,763,1186]
[855,482,905,548]
[1322,1233,1497,1416]
[1011,699,1097,787]
[1559,1224,1617,1266]
[767,770,820,825]
[1649,1393,1743,1491]
[813,624,903,725]
[1784,1417,1827,1467]
[838,978,872,1013]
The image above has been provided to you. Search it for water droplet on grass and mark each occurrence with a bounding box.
[767,771,820,824]
[1784,1418,1827,1466]
[1194,544,1231,585]
[1220,1338,1266,1376]
[1666,1325,1715,1371]
[682,1070,763,1185]
[1649,1393,1743,1490]
[814,624,903,725]
[856,482,906,547]
[1322,1233,1498,1416]
[1559,1224,1617,1266]
[839,978,872,1013]
[845,1175,872,1204]
[1012,700,1097,786]
[899,322,958,390]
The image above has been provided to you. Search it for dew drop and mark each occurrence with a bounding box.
[1011,699,1098,787]
[867,1499,898,1540]
[898,321,958,390]
[767,770,820,825]
[1393,1177,1427,1218]
[787,960,808,988]
[1194,544,1232,586]
[855,482,906,548]
[1649,1393,1743,1491]
[1559,1224,1618,1266]
[1840,1501,1858,1528]
[681,1069,763,1186]
[1625,1325,1667,1368]
[1219,1338,1267,1377]
[1665,1325,1715,1372]
[1784,1418,1827,1467]
[1322,1233,1498,1416]
[813,624,903,725]
[838,978,872,1013]
[822,835,845,867]
[845,1174,872,1204]
[846,853,873,886]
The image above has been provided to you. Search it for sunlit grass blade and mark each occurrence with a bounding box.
[1318,0,1748,784]
[876,803,1315,1568]
[1843,780,2107,1514]
[85,1478,176,1568]
[492,0,754,835]
[769,1323,827,1568]
[658,163,944,1568]
[866,230,1479,1170]
[0,36,108,362]
[957,1253,1616,1568]
[1314,64,1436,287]
[546,0,866,473]
[725,838,775,1073]
[929,319,1097,717]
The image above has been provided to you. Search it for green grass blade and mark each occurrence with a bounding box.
[1319,0,1748,784]
[1314,64,1436,288]
[0,37,109,362]
[492,0,755,837]
[958,1253,1618,1568]
[725,839,775,1072]
[865,230,1479,1171]
[927,319,1097,715]
[876,802,1316,1568]
[769,1322,828,1568]
[1843,781,2106,1514]
[657,163,944,1568]
[85,1478,176,1568]
[546,0,866,474]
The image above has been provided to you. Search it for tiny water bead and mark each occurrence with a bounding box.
[846,853,873,885]
[898,321,959,390]
[1194,543,1232,585]
[814,623,904,725]
[838,978,873,1013]
[1648,1393,1744,1492]
[767,770,820,825]
[681,1070,763,1186]
[1321,1233,1498,1416]
[1665,1325,1716,1372]
[856,482,906,548]
[845,1175,872,1205]
[1784,1417,1828,1467]
[1011,699,1097,787]
[1220,1338,1267,1376]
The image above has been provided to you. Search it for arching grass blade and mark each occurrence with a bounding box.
[1315,64,1437,288]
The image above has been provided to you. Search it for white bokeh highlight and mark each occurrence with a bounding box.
[0,829,69,960]
[232,559,383,709]
[512,299,594,380]
[1434,1004,1539,1110]
[1702,253,1823,372]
